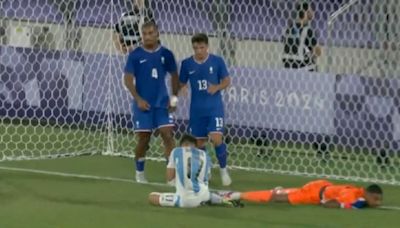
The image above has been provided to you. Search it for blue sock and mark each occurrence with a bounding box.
[135,158,145,172]
[215,143,227,169]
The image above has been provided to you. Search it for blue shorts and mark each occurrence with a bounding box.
[190,115,224,138]
[132,106,174,132]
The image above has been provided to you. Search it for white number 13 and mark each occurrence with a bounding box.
[215,117,223,128]
[197,80,207,90]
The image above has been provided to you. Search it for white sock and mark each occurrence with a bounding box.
[209,193,223,204]
[159,193,178,207]
[167,179,175,186]
[220,168,228,174]
[136,171,144,176]
[230,192,241,200]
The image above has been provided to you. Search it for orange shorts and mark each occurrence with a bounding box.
[288,180,333,205]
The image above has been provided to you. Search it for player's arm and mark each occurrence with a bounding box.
[123,53,141,101]
[322,198,367,209]
[307,28,321,57]
[208,57,231,95]
[208,76,230,95]
[167,54,179,97]
[215,77,231,91]
[313,45,322,57]
[165,50,179,109]
[124,75,150,110]
[113,32,127,54]
[124,53,150,110]
[166,149,176,184]
[321,200,341,208]
[166,168,175,181]
[178,60,189,95]
[113,22,127,54]
[206,154,212,180]
[123,74,139,100]
[171,71,179,97]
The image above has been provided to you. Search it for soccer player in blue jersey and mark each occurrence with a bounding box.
[124,21,179,183]
[149,135,241,208]
[179,33,232,186]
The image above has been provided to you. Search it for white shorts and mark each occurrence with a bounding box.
[159,190,210,208]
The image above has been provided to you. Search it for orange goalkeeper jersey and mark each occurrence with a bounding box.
[322,185,365,204]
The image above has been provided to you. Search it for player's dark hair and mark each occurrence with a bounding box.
[296,1,310,19]
[366,184,383,195]
[141,20,158,31]
[180,134,197,146]
[191,33,209,45]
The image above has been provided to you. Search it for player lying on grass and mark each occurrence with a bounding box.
[223,180,383,209]
[148,134,242,208]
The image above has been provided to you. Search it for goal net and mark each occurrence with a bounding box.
[0,0,399,185]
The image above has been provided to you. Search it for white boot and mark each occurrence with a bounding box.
[135,171,148,183]
[220,168,232,186]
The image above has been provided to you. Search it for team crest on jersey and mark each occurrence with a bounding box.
[209,66,213,74]
[161,56,165,64]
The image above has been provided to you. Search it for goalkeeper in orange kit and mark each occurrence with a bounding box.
[223,180,383,209]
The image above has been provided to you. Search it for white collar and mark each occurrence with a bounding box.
[193,54,209,64]
[142,45,161,53]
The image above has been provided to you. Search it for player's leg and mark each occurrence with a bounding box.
[148,192,179,207]
[207,192,243,207]
[196,138,208,150]
[133,106,153,183]
[273,180,332,205]
[266,183,325,205]
[286,180,332,205]
[208,116,231,186]
[149,192,207,208]
[189,116,209,149]
[225,187,299,203]
[154,108,175,162]
[158,126,175,160]
[225,181,331,205]
[135,132,151,182]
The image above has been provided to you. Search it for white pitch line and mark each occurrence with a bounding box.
[0,165,170,188]
[1,165,400,211]
[379,206,400,210]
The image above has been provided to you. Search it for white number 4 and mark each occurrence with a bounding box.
[215,117,223,128]
[152,68,158,79]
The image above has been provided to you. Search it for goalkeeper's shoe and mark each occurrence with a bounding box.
[221,198,244,208]
[135,172,148,183]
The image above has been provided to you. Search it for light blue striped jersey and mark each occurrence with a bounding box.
[167,147,212,194]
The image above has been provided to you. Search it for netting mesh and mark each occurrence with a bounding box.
[0,0,399,184]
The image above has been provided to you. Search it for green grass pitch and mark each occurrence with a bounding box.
[0,122,400,227]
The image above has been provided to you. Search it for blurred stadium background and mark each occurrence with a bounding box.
[0,0,400,227]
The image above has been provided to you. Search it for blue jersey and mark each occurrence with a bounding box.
[167,147,212,194]
[179,54,229,117]
[124,45,177,108]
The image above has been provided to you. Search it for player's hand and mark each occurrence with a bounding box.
[168,95,178,113]
[168,106,177,113]
[137,98,150,111]
[207,83,220,95]
[179,85,189,97]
